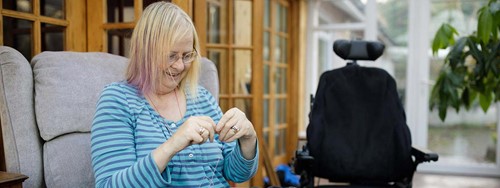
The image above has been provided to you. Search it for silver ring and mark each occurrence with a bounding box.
[198,127,205,135]
[231,126,240,133]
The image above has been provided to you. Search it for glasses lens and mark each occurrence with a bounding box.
[183,51,197,64]
[168,53,178,65]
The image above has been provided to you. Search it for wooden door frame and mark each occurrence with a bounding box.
[193,0,265,186]
[66,0,87,51]
[287,0,304,165]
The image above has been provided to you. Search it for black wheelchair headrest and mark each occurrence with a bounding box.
[333,40,385,61]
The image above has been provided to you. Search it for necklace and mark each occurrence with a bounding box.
[148,88,183,121]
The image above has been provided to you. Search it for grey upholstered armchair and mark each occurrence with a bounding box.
[0,46,219,188]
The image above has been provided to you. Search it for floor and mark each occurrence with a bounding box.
[412,173,500,188]
[314,173,500,188]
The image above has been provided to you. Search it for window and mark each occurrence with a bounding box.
[1,0,75,59]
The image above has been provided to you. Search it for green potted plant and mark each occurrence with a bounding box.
[430,0,500,121]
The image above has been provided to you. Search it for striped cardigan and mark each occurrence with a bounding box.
[91,82,258,188]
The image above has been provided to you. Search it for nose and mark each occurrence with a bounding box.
[170,57,185,70]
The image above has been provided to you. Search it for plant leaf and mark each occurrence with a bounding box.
[447,37,468,68]
[438,102,447,121]
[432,24,458,54]
[478,6,494,44]
[467,38,484,66]
[479,92,492,112]
[469,89,478,107]
[462,87,471,109]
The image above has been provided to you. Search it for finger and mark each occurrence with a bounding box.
[194,127,209,144]
[216,108,237,132]
[196,117,216,142]
[224,130,241,143]
[219,117,238,141]
[199,129,210,144]
[224,121,246,142]
[220,118,241,142]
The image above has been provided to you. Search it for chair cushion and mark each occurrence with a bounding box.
[199,57,219,100]
[44,133,94,187]
[32,52,128,141]
[0,46,44,187]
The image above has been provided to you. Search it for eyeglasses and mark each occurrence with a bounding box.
[167,50,197,65]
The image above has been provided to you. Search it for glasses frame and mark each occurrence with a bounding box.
[167,49,198,66]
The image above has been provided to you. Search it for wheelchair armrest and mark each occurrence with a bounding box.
[411,146,439,164]
[293,146,314,174]
[293,145,315,188]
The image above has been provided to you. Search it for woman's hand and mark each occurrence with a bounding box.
[169,116,216,152]
[216,108,257,143]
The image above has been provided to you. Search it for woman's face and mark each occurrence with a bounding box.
[158,35,194,94]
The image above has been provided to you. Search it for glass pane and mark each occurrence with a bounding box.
[2,0,33,13]
[274,128,287,155]
[281,98,287,123]
[281,5,288,33]
[263,31,270,61]
[107,0,134,23]
[144,0,171,8]
[429,109,497,164]
[274,130,280,155]
[274,2,280,31]
[275,99,280,124]
[207,0,228,44]
[274,98,286,124]
[208,49,228,94]
[274,36,281,62]
[107,29,133,57]
[376,0,410,106]
[264,64,270,94]
[318,39,328,79]
[41,23,64,51]
[233,50,252,94]
[42,0,64,19]
[280,128,287,155]
[275,67,287,94]
[281,37,288,64]
[233,0,252,46]
[3,17,33,59]
[235,98,252,120]
[428,0,494,165]
[264,0,270,28]
[264,99,269,128]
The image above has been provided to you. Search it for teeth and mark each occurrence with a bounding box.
[165,72,179,77]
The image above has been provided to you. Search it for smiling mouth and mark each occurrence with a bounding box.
[165,71,181,78]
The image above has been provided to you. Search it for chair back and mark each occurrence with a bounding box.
[306,40,413,183]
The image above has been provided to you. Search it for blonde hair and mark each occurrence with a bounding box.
[126,2,200,97]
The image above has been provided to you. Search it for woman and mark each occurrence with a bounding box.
[91,2,258,187]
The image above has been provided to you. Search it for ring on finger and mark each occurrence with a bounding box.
[230,125,240,133]
[198,127,205,135]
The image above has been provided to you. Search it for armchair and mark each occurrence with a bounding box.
[0,46,219,187]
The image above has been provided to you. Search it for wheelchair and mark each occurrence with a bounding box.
[294,40,438,188]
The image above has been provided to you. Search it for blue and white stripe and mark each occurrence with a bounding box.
[91,81,258,188]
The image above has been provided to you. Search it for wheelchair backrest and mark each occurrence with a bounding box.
[306,40,413,183]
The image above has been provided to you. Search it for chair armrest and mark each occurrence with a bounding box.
[293,145,315,188]
[293,146,314,174]
[411,146,439,163]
